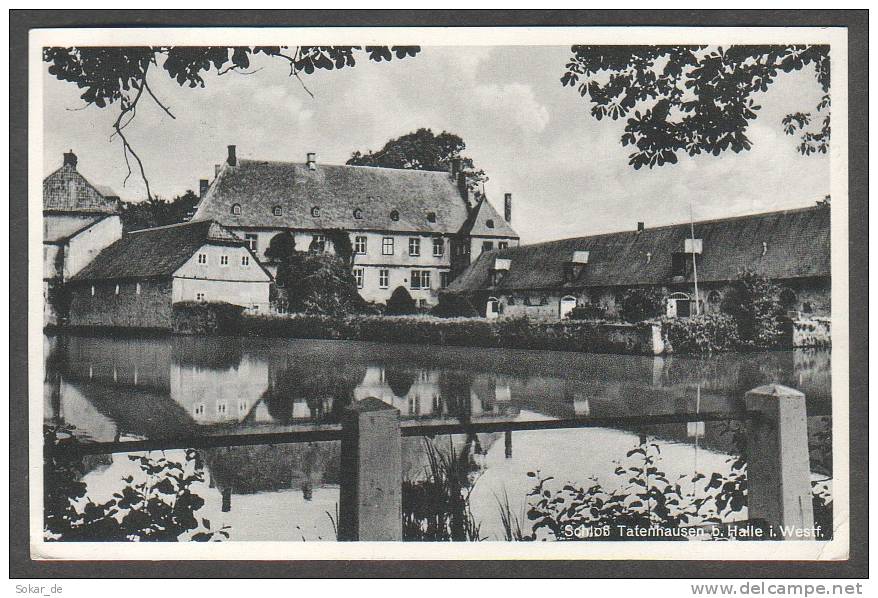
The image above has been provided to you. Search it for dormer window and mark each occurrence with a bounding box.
[390,209,400,222]
[486,219,495,229]
[272,205,282,216]
[311,206,321,218]
[231,203,242,216]
[353,208,364,219]
[426,211,437,223]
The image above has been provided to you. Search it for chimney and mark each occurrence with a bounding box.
[306,152,317,171]
[199,179,209,198]
[450,157,461,178]
[227,145,237,166]
[504,193,512,223]
[63,150,78,169]
[637,222,645,232]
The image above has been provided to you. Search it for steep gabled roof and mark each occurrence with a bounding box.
[447,206,830,292]
[43,163,120,213]
[69,220,244,283]
[191,159,499,235]
[461,196,518,238]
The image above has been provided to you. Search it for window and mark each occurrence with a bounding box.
[708,290,722,305]
[411,270,431,290]
[382,237,394,255]
[354,236,367,254]
[272,205,282,216]
[197,253,207,265]
[311,234,326,253]
[114,284,120,295]
[353,208,363,219]
[231,203,242,216]
[486,219,495,229]
[409,237,421,256]
[311,206,321,218]
[482,241,494,253]
[780,288,798,310]
[390,209,400,221]
[220,255,229,266]
[196,292,206,302]
[217,401,227,415]
[498,241,509,250]
[194,403,205,417]
[238,400,249,413]
[379,269,389,289]
[90,285,95,297]
[353,268,364,289]
[136,283,141,295]
[426,211,436,223]
[432,237,444,257]
[241,255,250,266]
[244,234,258,252]
[440,272,450,289]
[419,299,429,308]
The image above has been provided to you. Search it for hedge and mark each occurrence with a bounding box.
[240,314,661,355]
[659,314,741,353]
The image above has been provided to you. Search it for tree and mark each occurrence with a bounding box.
[347,128,487,192]
[120,189,200,231]
[561,45,830,169]
[721,268,783,348]
[386,286,417,315]
[44,46,421,197]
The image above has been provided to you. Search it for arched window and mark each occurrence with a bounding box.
[230,203,242,216]
[311,206,321,218]
[667,292,692,318]
[390,209,400,222]
[272,205,282,216]
[560,295,578,319]
[708,290,722,304]
[486,219,495,229]
[780,288,798,310]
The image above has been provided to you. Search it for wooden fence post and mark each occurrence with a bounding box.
[745,384,814,538]
[338,398,402,541]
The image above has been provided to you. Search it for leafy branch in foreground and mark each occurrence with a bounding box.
[44,46,421,197]
[561,45,830,169]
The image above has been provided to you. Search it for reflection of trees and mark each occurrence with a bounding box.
[263,358,366,424]
[172,336,244,370]
[202,441,341,497]
[385,368,416,398]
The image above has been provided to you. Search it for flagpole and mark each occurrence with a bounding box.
[690,202,700,316]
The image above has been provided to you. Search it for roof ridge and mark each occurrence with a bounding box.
[126,220,210,234]
[236,158,452,176]
[517,204,828,250]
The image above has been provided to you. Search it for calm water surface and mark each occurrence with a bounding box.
[43,333,831,541]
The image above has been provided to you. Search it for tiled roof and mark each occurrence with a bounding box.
[192,159,518,237]
[69,220,244,282]
[43,164,120,213]
[447,206,830,292]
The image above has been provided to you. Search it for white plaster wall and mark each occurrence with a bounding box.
[64,215,123,279]
[174,243,270,282]
[172,277,271,309]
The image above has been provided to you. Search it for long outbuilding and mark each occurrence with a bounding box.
[445,205,831,321]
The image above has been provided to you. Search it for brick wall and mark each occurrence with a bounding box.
[68,279,173,329]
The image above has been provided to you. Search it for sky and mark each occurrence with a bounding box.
[42,46,831,245]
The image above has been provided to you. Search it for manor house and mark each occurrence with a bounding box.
[190,146,520,307]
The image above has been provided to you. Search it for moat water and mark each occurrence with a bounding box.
[43,332,832,541]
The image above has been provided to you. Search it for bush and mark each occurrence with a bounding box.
[172,301,245,335]
[619,287,666,322]
[661,314,740,353]
[722,269,783,348]
[386,286,417,315]
[566,302,606,320]
[430,294,480,318]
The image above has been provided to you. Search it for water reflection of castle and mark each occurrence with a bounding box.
[45,334,831,438]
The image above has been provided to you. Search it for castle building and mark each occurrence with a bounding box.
[43,151,123,326]
[65,220,272,330]
[446,205,831,321]
[190,146,520,307]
